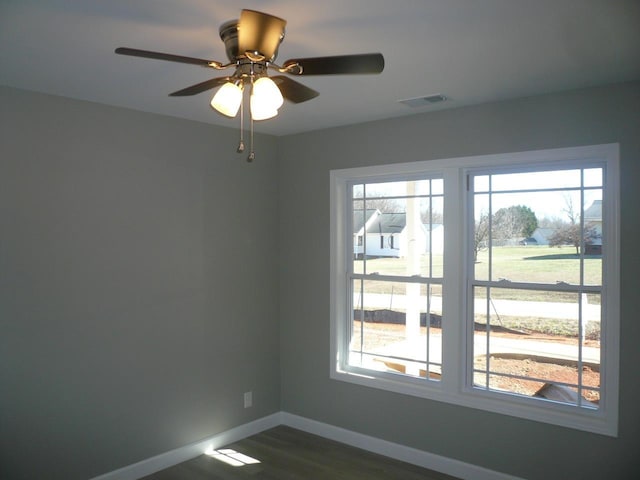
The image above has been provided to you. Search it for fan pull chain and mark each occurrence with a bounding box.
[237,95,245,153]
[247,115,255,162]
[247,75,255,162]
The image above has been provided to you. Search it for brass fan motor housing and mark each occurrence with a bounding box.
[219,16,285,63]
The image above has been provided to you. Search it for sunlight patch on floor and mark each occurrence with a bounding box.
[205,447,261,467]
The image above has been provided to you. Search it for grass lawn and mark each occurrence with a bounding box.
[475,245,601,285]
[354,245,601,304]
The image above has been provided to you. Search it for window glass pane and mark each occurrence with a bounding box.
[583,196,603,267]
[355,179,439,200]
[365,180,407,198]
[365,197,404,215]
[365,179,432,198]
[490,169,582,191]
[352,200,366,273]
[584,293,601,367]
[431,178,443,195]
[490,190,565,242]
[352,178,443,279]
[474,175,490,193]
[488,243,587,286]
[350,279,441,380]
[424,196,444,278]
[584,168,603,188]
[472,287,600,407]
[472,168,603,286]
[474,194,490,280]
[352,249,440,279]
[415,179,433,196]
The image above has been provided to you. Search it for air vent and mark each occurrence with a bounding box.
[399,94,448,108]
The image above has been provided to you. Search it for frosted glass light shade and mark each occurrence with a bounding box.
[250,77,283,120]
[252,77,283,110]
[250,96,278,120]
[211,82,243,117]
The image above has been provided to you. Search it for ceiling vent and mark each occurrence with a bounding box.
[399,94,448,108]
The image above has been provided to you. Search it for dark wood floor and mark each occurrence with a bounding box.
[142,425,461,480]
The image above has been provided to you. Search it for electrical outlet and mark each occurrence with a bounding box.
[243,391,252,408]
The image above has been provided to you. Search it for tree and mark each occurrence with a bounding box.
[538,215,566,230]
[493,205,538,240]
[548,222,598,254]
[421,208,444,224]
[562,194,579,225]
[473,212,490,261]
[364,196,401,214]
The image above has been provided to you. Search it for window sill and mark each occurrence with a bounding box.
[331,367,617,437]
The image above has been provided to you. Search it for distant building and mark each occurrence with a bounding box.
[583,200,602,254]
[353,209,443,258]
[525,228,555,246]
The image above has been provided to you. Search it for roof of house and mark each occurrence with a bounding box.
[533,228,555,238]
[584,200,602,221]
[353,210,408,234]
[354,210,440,234]
[366,213,407,234]
[353,209,379,233]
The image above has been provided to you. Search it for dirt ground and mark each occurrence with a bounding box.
[473,355,600,403]
[479,329,600,403]
[355,323,601,403]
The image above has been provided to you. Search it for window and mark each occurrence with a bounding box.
[330,144,619,436]
[350,178,444,380]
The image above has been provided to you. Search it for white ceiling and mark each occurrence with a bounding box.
[2,0,639,136]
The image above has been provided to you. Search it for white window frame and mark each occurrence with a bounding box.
[330,144,619,436]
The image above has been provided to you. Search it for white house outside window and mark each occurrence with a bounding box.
[330,144,619,436]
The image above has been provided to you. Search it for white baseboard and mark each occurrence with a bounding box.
[90,411,523,480]
[89,413,281,480]
[280,412,525,480]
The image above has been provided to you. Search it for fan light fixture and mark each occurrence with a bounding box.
[210,76,283,120]
[250,76,283,120]
[210,82,243,117]
[114,9,385,162]
[209,75,284,160]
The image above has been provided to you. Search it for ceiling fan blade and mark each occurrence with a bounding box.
[115,47,218,67]
[169,77,229,96]
[238,9,286,60]
[271,76,319,104]
[283,53,384,75]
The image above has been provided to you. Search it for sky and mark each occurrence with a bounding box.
[354,167,603,222]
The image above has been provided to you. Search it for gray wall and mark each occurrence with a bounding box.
[278,81,640,479]
[2,81,638,480]
[0,87,281,479]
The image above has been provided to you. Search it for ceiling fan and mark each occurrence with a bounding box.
[115,9,385,161]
